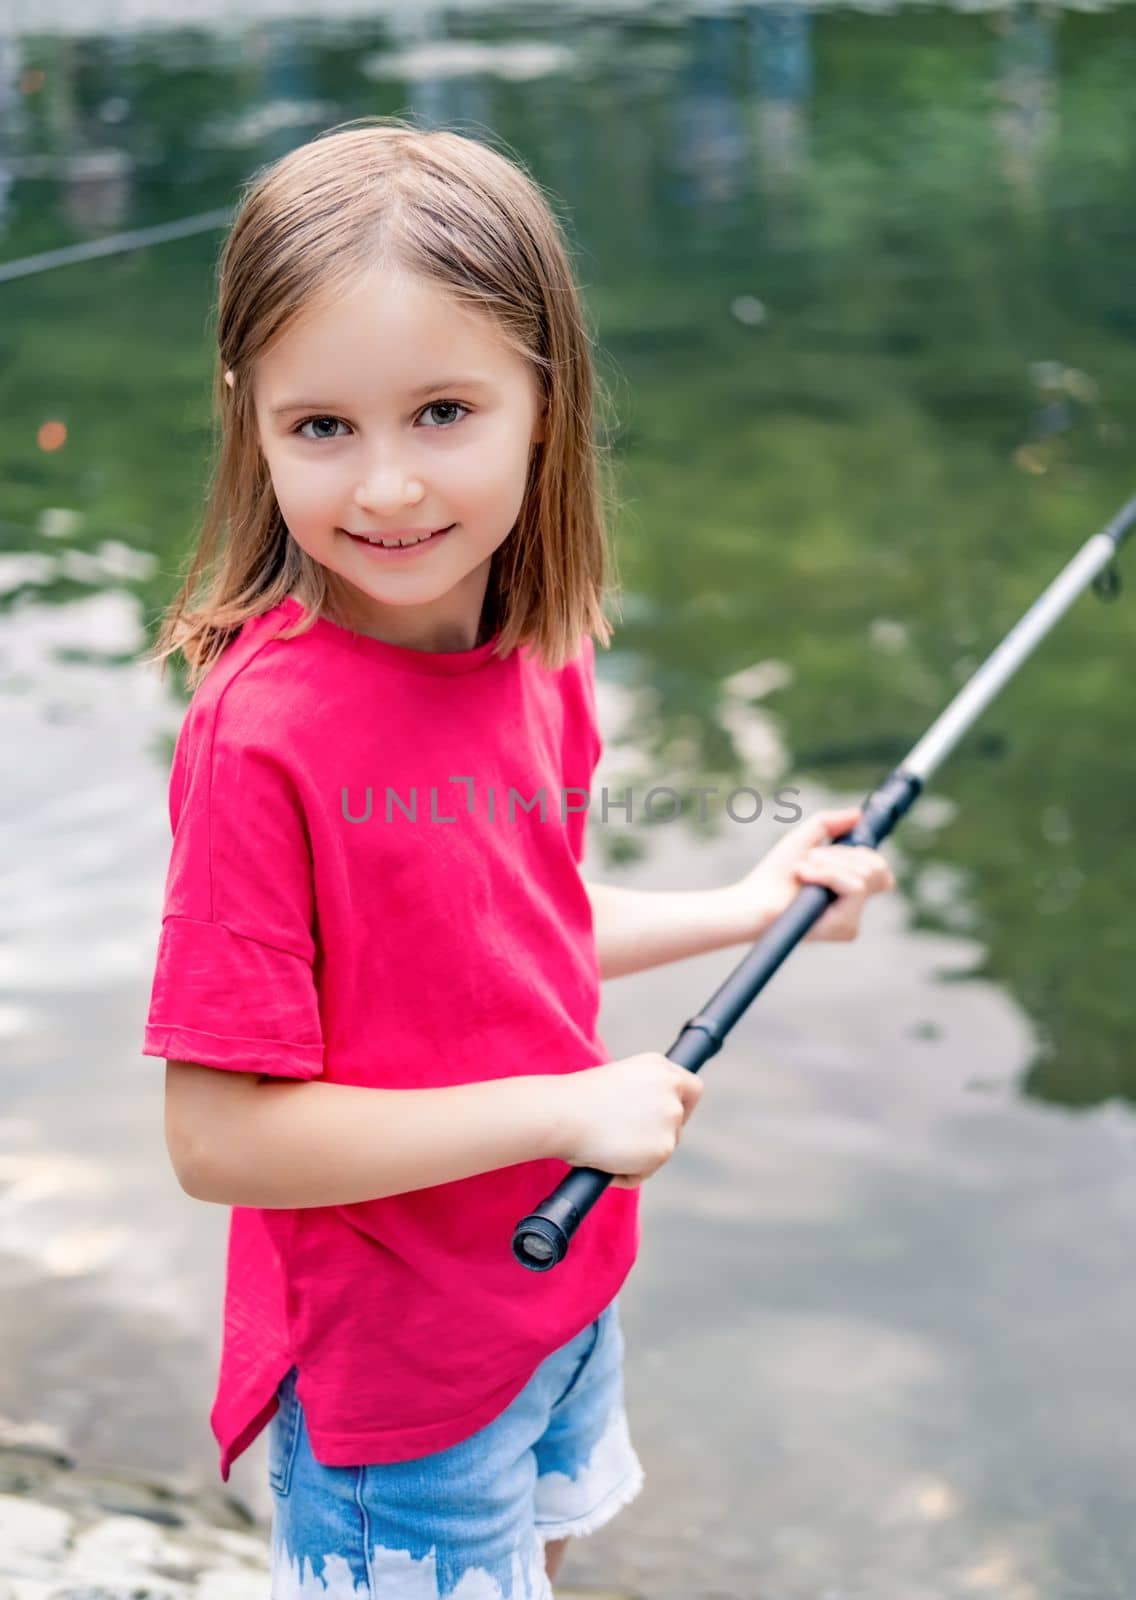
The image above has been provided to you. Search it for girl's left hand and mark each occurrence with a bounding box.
[728,805,896,943]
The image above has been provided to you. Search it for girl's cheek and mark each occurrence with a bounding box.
[274,462,332,515]
[445,454,511,507]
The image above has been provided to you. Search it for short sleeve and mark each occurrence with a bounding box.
[142,693,324,1079]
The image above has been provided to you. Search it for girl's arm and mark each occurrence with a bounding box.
[582,806,896,981]
[165,1061,577,1209]
[581,881,754,981]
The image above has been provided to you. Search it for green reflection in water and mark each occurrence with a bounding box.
[2,3,1135,1118]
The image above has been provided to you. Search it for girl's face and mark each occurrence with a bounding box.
[244,267,547,652]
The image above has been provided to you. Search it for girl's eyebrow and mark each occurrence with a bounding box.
[269,377,495,416]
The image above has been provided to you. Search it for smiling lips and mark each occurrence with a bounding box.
[343,525,453,549]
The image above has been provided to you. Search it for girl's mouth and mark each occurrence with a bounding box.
[342,525,454,556]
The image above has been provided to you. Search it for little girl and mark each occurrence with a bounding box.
[140,115,894,1598]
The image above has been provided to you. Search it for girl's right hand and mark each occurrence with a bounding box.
[553,1052,705,1189]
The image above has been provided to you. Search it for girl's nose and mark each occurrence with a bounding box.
[353,465,427,513]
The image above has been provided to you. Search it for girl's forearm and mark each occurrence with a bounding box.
[582,880,756,980]
[189,1073,575,1209]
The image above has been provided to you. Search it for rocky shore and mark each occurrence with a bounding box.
[0,1420,271,1599]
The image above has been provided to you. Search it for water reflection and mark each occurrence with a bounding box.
[2,2,1135,1590]
[993,3,1057,204]
[751,5,813,216]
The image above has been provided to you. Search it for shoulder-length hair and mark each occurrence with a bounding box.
[142,114,622,689]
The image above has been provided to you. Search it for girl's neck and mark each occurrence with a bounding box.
[474,588,499,649]
[287,584,499,653]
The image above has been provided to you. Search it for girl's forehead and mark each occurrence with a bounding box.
[292,269,502,350]
[258,270,523,386]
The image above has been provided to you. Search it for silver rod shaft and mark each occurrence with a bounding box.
[903,528,1121,783]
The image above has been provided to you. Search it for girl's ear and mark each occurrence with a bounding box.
[224,369,235,390]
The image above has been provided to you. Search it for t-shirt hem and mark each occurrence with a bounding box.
[303,1362,542,1467]
[213,1241,640,1478]
[142,1023,322,1077]
[213,1356,538,1478]
[214,1359,295,1483]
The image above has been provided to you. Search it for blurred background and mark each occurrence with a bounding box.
[1,3,1134,1596]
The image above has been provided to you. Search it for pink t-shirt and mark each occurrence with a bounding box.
[142,594,639,1479]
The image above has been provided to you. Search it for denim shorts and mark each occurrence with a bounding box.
[267,1296,644,1599]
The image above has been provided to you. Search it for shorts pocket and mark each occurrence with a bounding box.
[550,1308,606,1410]
[267,1366,301,1498]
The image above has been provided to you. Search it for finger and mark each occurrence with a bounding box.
[802,840,877,867]
[861,852,896,891]
[819,806,861,840]
[800,851,891,893]
[843,853,895,892]
[851,846,895,886]
[810,844,877,869]
[795,864,864,896]
[822,844,895,892]
[839,858,890,891]
[798,806,861,848]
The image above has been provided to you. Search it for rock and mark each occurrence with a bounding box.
[0,1445,268,1597]
[0,1496,75,1568]
[42,1473,187,1531]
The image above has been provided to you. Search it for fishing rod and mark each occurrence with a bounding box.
[513,494,1136,1272]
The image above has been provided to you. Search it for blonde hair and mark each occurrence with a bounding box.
[142,114,622,688]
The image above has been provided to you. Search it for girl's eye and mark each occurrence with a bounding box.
[293,401,471,442]
[295,415,349,442]
[420,400,470,428]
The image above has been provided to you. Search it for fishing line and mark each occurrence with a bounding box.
[0,208,233,285]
